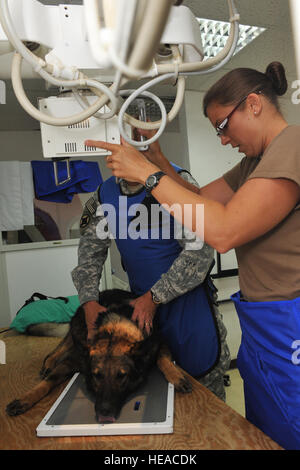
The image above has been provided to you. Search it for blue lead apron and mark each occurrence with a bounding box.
[99,171,220,377]
[232,291,300,450]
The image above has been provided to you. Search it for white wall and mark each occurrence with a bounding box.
[0,131,44,164]
[4,244,79,321]
[183,91,240,273]
[184,91,242,186]
[159,107,190,171]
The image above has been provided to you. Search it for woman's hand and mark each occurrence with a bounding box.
[85,138,158,184]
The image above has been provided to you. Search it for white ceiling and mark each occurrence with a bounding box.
[1,0,298,130]
[181,0,297,91]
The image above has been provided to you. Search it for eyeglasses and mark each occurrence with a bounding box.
[216,90,262,137]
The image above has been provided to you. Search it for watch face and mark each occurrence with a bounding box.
[146,175,156,188]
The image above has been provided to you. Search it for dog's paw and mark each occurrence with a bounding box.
[6,399,30,416]
[174,375,192,394]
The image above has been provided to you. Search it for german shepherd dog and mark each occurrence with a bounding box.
[6,289,192,423]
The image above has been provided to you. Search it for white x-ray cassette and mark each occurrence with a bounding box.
[36,367,174,437]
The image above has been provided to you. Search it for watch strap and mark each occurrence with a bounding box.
[145,171,165,196]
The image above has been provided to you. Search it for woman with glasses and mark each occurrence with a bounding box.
[85,61,300,449]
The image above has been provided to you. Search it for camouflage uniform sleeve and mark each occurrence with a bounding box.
[150,170,214,304]
[71,191,111,305]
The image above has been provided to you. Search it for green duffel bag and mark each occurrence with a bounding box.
[10,292,80,333]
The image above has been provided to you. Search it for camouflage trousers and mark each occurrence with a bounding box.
[197,302,231,402]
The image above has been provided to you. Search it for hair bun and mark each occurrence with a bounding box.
[265,62,288,96]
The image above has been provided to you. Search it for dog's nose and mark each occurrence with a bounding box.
[96,413,116,424]
[96,400,116,423]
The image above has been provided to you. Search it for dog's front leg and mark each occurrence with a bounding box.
[40,331,74,378]
[6,360,76,416]
[156,344,192,393]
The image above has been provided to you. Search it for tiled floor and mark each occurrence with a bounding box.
[225,368,245,417]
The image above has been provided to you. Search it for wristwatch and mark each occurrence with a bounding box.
[150,289,161,305]
[145,171,165,196]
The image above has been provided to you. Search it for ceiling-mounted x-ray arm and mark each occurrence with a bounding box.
[0,0,240,147]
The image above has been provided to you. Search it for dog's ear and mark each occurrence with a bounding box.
[130,334,159,366]
[94,313,106,329]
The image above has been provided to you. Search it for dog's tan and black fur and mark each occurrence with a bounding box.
[6,289,192,423]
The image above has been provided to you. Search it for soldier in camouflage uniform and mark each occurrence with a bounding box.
[72,169,231,402]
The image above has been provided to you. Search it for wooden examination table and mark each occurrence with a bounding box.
[0,329,282,450]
